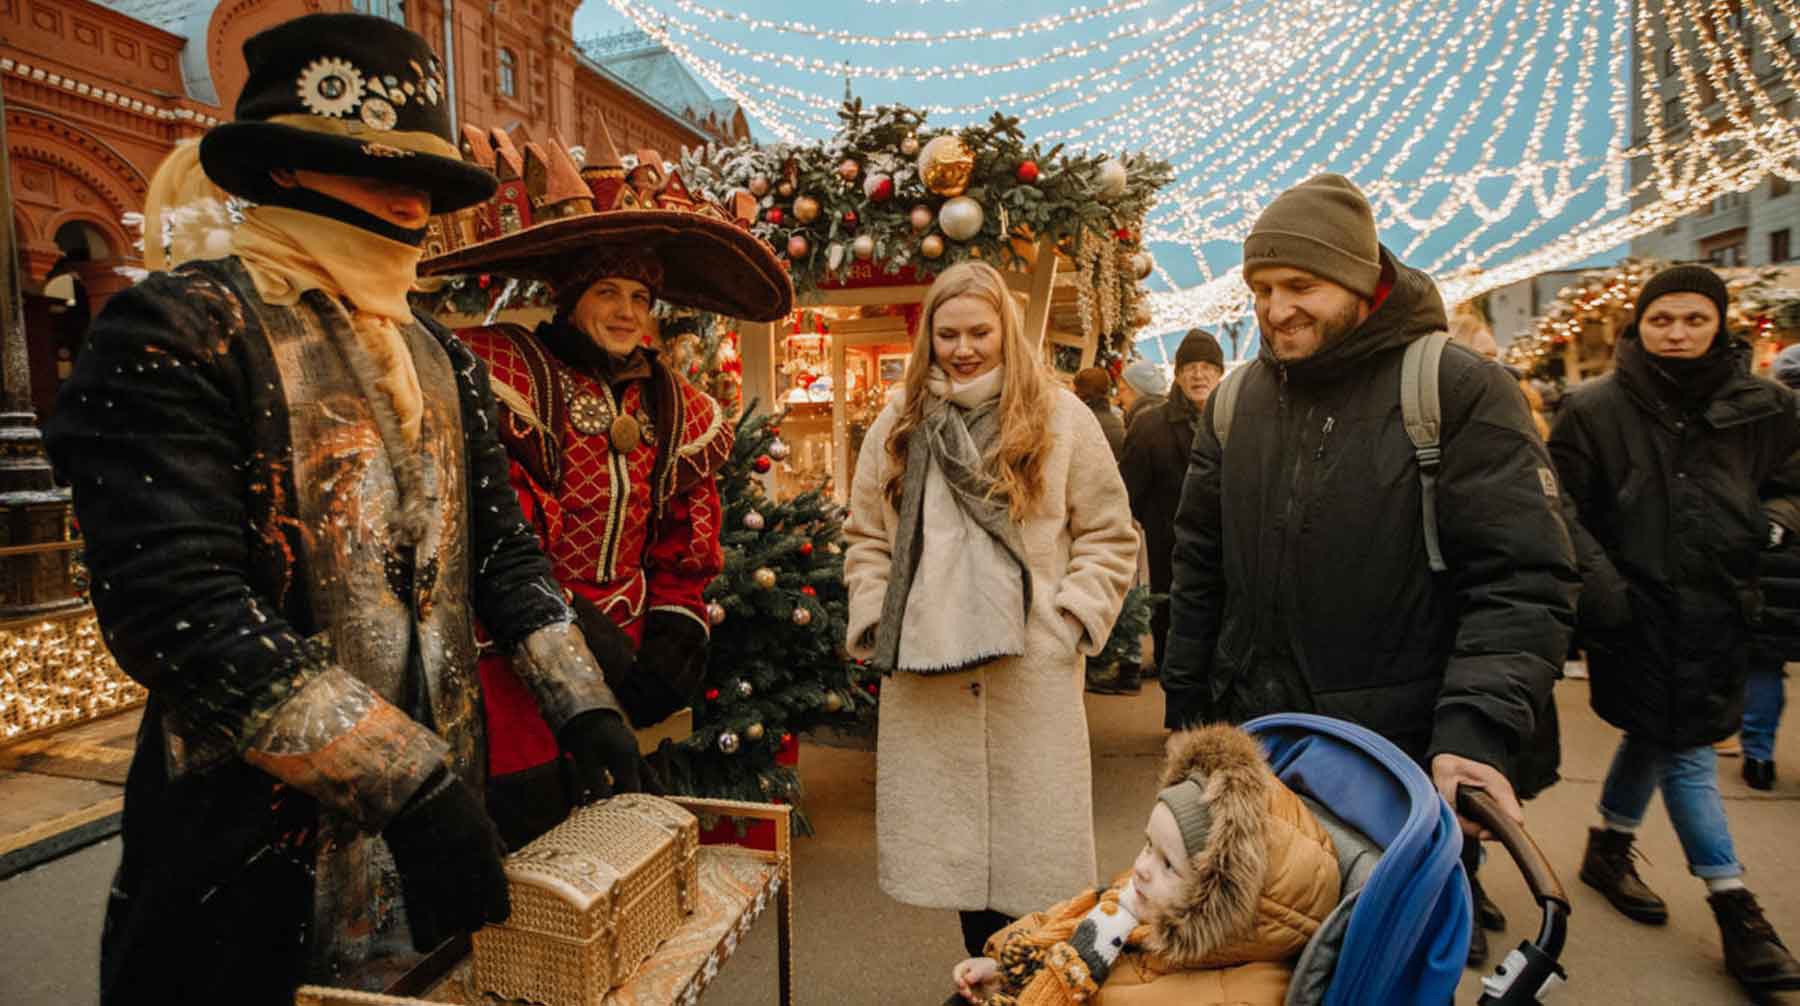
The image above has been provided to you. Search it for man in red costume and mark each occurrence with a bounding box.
[422,124,792,846]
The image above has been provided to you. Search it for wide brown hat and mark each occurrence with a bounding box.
[419,121,792,322]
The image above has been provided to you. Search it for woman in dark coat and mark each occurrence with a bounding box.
[1550,266,1800,995]
[1743,343,1800,790]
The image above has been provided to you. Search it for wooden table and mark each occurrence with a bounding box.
[296,798,794,1006]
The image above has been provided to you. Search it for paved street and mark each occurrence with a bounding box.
[3,676,1796,1004]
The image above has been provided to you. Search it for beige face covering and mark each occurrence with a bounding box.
[231,205,426,447]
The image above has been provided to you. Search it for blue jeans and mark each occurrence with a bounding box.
[1743,665,1787,763]
[1598,736,1743,879]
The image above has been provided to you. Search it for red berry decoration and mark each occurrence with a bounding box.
[865,683,879,696]
[766,207,785,225]
[753,454,773,473]
[799,542,814,557]
[843,210,859,228]
[781,732,795,748]
[768,425,781,437]
[1115,227,1133,242]
[705,688,721,701]
[801,585,817,597]
[1016,161,1040,184]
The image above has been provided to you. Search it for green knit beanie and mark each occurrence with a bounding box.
[1156,777,1211,858]
[1242,173,1382,299]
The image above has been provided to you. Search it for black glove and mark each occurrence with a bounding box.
[560,708,642,804]
[615,610,708,728]
[568,592,639,692]
[382,767,511,951]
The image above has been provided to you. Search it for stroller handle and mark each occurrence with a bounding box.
[1456,787,1569,911]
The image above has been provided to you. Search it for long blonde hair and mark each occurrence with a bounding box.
[883,261,1055,520]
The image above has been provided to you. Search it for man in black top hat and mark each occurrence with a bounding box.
[45,13,642,1002]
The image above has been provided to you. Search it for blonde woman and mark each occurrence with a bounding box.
[844,261,1138,957]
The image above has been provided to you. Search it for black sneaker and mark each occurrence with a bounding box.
[1743,758,1776,791]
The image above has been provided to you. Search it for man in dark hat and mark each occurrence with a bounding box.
[418,125,793,847]
[1118,329,1222,689]
[1552,264,1800,995]
[45,14,643,1002]
[1162,174,1578,967]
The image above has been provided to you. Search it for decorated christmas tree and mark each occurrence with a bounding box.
[657,403,879,830]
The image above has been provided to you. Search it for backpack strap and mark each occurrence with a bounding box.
[1210,360,1254,448]
[1401,332,1452,573]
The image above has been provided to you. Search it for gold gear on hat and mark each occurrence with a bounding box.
[295,57,364,118]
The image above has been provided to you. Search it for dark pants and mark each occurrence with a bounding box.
[959,909,1015,958]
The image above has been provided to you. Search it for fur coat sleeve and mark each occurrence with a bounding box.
[1051,393,1139,655]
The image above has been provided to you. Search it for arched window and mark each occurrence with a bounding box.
[351,0,405,24]
[498,48,517,98]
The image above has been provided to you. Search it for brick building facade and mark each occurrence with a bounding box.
[0,0,744,418]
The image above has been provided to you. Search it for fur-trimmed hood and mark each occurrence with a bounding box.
[1142,725,1341,970]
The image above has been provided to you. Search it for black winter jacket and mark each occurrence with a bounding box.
[1122,389,1202,593]
[1753,534,1800,664]
[1085,397,1127,462]
[1550,331,1800,748]
[1164,251,1578,780]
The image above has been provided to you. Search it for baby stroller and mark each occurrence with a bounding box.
[1244,714,1570,1006]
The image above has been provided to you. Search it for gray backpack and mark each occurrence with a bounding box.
[1209,331,1453,572]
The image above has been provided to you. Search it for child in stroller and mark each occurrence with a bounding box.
[946,724,1341,1005]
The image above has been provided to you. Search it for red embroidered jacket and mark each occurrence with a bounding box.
[460,323,732,775]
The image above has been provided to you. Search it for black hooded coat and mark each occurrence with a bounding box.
[1163,250,1578,788]
[1550,329,1800,748]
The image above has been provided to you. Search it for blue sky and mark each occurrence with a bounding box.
[574,2,1630,352]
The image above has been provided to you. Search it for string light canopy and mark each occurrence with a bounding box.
[592,1,1800,337]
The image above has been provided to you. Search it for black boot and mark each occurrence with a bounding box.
[1743,758,1776,791]
[1709,888,1800,992]
[1466,916,1489,968]
[1579,827,1668,925]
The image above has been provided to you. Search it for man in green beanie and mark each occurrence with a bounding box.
[1162,173,1579,967]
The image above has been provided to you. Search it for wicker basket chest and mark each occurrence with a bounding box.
[471,793,700,1005]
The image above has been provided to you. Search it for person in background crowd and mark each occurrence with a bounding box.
[1551,265,1800,995]
[844,261,1138,961]
[1119,329,1225,688]
[1451,303,1551,439]
[1074,366,1127,461]
[1118,358,1170,429]
[41,15,641,1001]
[1742,343,1800,791]
[1163,174,1578,968]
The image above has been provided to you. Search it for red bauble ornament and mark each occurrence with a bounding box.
[705,688,721,701]
[1115,227,1133,242]
[478,274,491,289]
[1016,161,1040,184]
[781,732,795,748]
[766,207,785,225]
[754,454,773,473]
[799,542,814,557]
[801,585,817,597]
[843,210,858,228]
[865,683,879,696]
[768,425,781,437]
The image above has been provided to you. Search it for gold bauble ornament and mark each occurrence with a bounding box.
[793,195,821,223]
[777,180,795,198]
[900,133,920,156]
[609,414,642,453]
[753,567,778,589]
[823,691,845,713]
[917,135,975,197]
[746,722,765,742]
[920,234,946,259]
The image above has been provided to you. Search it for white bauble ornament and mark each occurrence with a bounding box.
[718,731,741,754]
[707,601,727,626]
[768,438,791,461]
[1131,251,1154,280]
[1096,158,1128,200]
[792,606,813,627]
[743,510,765,531]
[828,242,846,272]
[1133,301,1154,328]
[737,679,754,699]
[748,175,770,197]
[910,204,934,231]
[938,196,984,242]
[852,234,876,260]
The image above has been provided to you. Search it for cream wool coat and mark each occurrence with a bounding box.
[844,385,1138,917]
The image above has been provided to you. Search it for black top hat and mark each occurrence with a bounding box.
[199,13,496,213]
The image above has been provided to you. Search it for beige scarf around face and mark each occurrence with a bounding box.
[231,206,425,447]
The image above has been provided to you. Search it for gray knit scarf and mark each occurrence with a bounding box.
[873,367,1033,674]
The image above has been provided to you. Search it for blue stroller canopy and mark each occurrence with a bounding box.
[1245,713,1472,1006]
